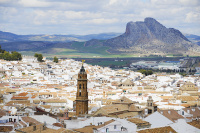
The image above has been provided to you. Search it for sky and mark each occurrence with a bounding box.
[0,0,200,35]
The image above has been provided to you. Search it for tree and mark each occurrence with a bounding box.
[34,53,39,58]
[0,45,4,53]
[34,53,43,62]
[53,56,58,63]
[37,54,43,62]
[3,51,11,61]
[11,51,22,60]
[147,70,153,75]
[0,45,22,61]
[138,69,153,76]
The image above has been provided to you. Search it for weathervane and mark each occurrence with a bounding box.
[82,59,85,66]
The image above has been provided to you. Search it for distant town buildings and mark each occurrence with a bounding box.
[0,56,199,132]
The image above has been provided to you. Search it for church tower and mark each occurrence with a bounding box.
[146,96,157,114]
[76,62,88,116]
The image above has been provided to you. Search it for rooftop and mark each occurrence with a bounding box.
[137,126,177,133]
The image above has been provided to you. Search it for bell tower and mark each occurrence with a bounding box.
[146,96,157,114]
[76,61,88,116]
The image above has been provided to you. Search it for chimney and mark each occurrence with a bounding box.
[33,125,36,131]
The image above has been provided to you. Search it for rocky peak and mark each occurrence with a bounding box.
[104,17,200,55]
[144,17,162,26]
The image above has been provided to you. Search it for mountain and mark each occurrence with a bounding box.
[1,18,200,57]
[184,34,200,46]
[0,31,121,43]
[103,18,200,56]
[0,31,20,42]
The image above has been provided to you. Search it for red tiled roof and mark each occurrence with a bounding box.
[188,120,200,129]
[137,126,177,133]
[18,93,28,96]
[11,96,29,100]
[158,110,184,122]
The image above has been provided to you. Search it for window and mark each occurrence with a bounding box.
[79,84,81,89]
[79,90,81,96]
[83,84,84,89]
[182,111,184,115]
[106,128,109,133]
[114,125,117,129]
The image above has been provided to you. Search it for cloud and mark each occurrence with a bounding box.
[179,0,200,6]
[84,18,119,25]
[0,0,200,35]
[185,12,200,23]
[18,0,50,7]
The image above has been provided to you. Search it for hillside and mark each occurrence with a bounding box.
[103,18,200,56]
[0,31,120,43]
[0,18,200,57]
[184,34,200,46]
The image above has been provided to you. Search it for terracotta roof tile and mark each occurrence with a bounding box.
[117,112,139,119]
[183,107,200,118]
[15,124,75,133]
[93,104,129,116]
[11,96,29,100]
[158,110,184,122]
[74,125,95,133]
[0,126,13,132]
[6,100,30,106]
[22,117,41,125]
[74,119,115,133]
[112,96,134,104]
[128,118,150,126]
[188,120,200,129]
[0,109,7,117]
[18,92,28,96]
[177,96,198,101]
[137,126,177,133]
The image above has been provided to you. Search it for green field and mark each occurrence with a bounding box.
[21,41,197,59]
[19,41,137,58]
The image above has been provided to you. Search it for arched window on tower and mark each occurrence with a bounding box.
[79,84,81,89]
[83,84,84,89]
[79,90,81,96]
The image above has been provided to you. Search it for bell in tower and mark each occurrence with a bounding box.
[75,60,88,116]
